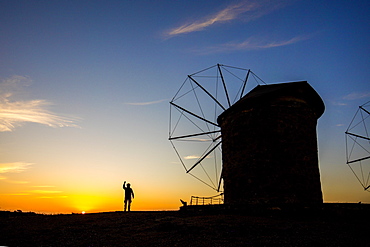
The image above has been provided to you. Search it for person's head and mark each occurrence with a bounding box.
[127,183,131,188]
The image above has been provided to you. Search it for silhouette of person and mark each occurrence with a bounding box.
[122,181,134,211]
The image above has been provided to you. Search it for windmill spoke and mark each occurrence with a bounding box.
[169,130,221,141]
[188,75,226,111]
[345,132,370,141]
[190,77,212,133]
[360,105,370,115]
[240,69,250,100]
[217,64,231,108]
[347,155,370,164]
[170,102,219,127]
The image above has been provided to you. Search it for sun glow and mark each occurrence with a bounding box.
[69,194,104,212]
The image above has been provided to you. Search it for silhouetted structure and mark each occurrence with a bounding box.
[218,81,325,206]
[123,181,134,211]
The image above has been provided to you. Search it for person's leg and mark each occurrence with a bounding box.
[128,200,131,211]
[124,200,127,212]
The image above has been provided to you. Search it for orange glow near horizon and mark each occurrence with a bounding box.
[2,175,370,214]
[0,159,193,214]
[0,185,185,214]
[1,158,370,214]
[1,142,370,214]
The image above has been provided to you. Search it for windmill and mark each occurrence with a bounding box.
[345,101,370,191]
[169,64,324,206]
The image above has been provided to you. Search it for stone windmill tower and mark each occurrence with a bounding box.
[217,81,325,206]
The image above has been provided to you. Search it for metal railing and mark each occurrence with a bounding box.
[190,193,224,206]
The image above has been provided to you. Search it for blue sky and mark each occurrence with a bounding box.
[0,0,369,213]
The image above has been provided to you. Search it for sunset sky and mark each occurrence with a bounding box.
[0,0,369,214]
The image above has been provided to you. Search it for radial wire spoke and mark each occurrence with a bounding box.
[190,78,212,133]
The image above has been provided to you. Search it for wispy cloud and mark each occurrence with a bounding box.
[331,101,347,106]
[0,75,80,132]
[4,193,30,196]
[184,155,201,160]
[29,190,62,194]
[195,34,310,54]
[29,189,64,199]
[184,155,213,160]
[32,185,56,188]
[166,0,290,37]
[125,99,168,106]
[0,99,78,132]
[37,195,68,199]
[343,92,370,100]
[187,138,212,142]
[7,180,29,184]
[0,162,33,174]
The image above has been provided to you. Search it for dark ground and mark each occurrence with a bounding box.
[1,204,368,246]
